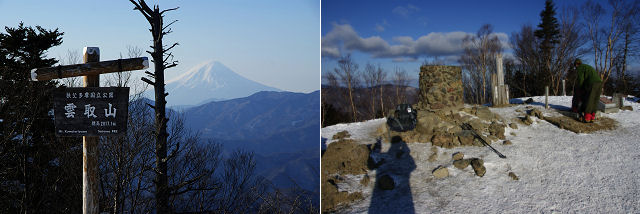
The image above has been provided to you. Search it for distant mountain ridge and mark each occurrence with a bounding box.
[183,90,320,191]
[184,90,319,141]
[161,60,280,106]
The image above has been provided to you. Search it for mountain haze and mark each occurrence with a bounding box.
[163,60,280,106]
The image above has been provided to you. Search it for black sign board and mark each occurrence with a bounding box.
[53,87,129,136]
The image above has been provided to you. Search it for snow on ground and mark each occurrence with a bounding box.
[322,96,640,213]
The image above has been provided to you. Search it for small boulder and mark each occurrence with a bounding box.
[503,140,512,145]
[432,165,449,178]
[378,174,395,190]
[487,135,498,144]
[522,115,533,125]
[453,159,471,169]
[452,152,464,160]
[456,130,475,146]
[475,106,496,121]
[332,130,351,140]
[528,108,544,119]
[428,146,438,162]
[471,158,486,177]
[508,172,519,180]
[431,133,455,148]
[360,174,371,186]
[468,119,488,132]
[621,106,633,111]
[489,122,506,139]
[509,123,518,129]
[524,98,534,104]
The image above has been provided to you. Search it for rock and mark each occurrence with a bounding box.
[471,158,486,177]
[522,115,533,125]
[508,172,519,180]
[332,130,351,140]
[428,153,438,162]
[456,130,475,146]
[360,174,370,186]
[475,106,495,121]
[509,123,518,129]
[431,133,455,148]
[621,106,633,111]
[432,165,449,178]
[321,181,363,213]
[503,140,512,145]
[472,138,484,146]
[528,108,544,119]
[453,159,471,169]
[416,110,439,135]
[452,152,464,160]
[487,135,498,143]
[468,118,488,132]
[489,122,506,139]
[322,139,371,175]
[378,174,395,190]
[524,98,534,104]
[418,65,464,111]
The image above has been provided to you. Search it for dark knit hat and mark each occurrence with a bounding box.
[574,58,582,65]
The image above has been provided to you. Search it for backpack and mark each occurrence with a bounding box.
[387,104,417,132]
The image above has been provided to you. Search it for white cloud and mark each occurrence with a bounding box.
[321,23,511,60]
[392,4,420,18]
[375,23,385,32]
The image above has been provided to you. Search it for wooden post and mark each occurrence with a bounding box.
[82,47,100,214]
[31,47,146,214]
[545,86,549,109]
[496,53,504,86]
[506,85,510,104]
[562,79,566,96]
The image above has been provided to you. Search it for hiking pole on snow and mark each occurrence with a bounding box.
[461,123,507,159]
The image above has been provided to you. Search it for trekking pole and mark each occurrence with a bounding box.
[462,123,507,159]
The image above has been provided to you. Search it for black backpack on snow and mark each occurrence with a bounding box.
[386,104,417,132]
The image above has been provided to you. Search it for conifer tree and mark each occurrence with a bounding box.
[535,0,561,83]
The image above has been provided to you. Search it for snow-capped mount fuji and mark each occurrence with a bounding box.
[161,60,280,106]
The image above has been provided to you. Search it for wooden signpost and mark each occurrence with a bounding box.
[32,47,148,214]
[492,53,510,107]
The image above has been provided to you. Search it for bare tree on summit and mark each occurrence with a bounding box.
[333,55,359,122]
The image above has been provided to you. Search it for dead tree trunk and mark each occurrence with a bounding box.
[129,1,179,213]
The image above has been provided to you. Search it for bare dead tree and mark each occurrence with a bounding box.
[58,49,82,87]
[511,24,542,97]
[460,24,503,104]
[333,55,359,122]
[581,0,637,91]
[375,66,387,118]
[615,1,640,93]
[549,6,589,95]
[363,63,378,119]
[129,0,179,212]
[392,67,409,106]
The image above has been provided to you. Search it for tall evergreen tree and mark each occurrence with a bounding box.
[0,23,82,213]
[535,0,561,54]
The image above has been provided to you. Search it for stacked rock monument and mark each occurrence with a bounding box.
[380,65,510,148]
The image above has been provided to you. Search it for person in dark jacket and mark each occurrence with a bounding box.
[572,59,602,123]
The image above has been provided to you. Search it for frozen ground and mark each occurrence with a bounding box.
[322,96,640,213]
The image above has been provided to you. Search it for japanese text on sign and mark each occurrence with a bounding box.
[53,87,129,136]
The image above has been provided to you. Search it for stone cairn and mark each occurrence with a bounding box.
[417,65,464,111]
[380,65,510,148]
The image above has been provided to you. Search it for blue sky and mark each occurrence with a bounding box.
[0,0,320,93]
[321,0,605,79]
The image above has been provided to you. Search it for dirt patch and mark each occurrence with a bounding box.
[321,138,370,212]
[543,111,618,133]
